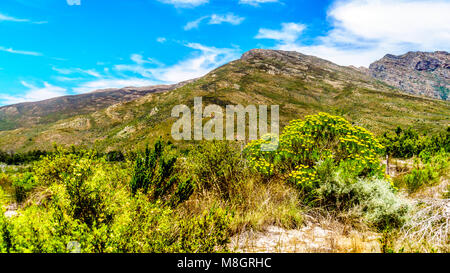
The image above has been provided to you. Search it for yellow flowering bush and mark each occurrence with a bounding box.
[244,134,279,176]
[245,113,385,184]
[288,164,318,187]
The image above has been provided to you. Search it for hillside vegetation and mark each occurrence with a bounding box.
[0,113,448,253]
[0,50,448,152]
[0,50,448,253]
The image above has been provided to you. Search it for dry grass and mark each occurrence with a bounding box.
[179,176,303,235]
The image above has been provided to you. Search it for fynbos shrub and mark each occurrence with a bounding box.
[130,138,194,206]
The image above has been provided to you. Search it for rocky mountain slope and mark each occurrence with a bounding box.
[369,51,449,100]
[0,80,193,131]
[0,49,448,152]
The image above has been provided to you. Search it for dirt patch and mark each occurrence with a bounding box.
[230,219,381,253]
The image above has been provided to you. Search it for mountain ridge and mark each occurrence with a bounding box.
[0,49,448,152]
[0,79,194,131]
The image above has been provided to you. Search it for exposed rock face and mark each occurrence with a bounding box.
[369,51,450,100]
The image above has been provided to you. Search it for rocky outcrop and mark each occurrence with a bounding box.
[369,51,449,100]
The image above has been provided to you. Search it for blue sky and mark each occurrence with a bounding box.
[0,0,449,105]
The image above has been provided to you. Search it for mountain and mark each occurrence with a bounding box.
[0,80,193,131]
[0,49,449,152]
[369,51,449,100]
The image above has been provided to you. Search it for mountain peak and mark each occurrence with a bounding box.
[241,49,304,60]
[369,51,449,100]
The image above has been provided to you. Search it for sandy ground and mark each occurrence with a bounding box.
[230,221,381,253]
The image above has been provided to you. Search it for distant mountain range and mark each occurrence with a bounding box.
[369,51,449,100]
[0,80,193,131]
[0,49,448,152]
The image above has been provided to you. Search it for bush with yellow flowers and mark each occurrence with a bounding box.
[288,164,318,187]
[245,112,385,187]
[245,114,411,229]
[243,134,279,176]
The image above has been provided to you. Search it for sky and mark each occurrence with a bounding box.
[0,0,449,105]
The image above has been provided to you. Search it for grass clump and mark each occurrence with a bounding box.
[183,140,303,233]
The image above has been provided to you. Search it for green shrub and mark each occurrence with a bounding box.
[397,152,449,193]
[300,159,410,230]
[245,113,386,203]
[178,206,231,253]
[130,138,193,206]
[350,178,410,229]
[0,142,237,253]
[381,126,449,158]
[105,151,125,162]
[403,167,439,193]
[246,112,384,177]
[97,194,179,253]
[0,173,13,201]
[313,158,354,208]
[0,149,47,165]
[0,150,231,253]
[0,189,11,252]
[12,172,36,203]
[33,146,92,185]
[2,193,231,253]
[187,141,247,198]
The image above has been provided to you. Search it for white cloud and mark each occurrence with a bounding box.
[239,0,279,6]
[55,43,237,94]
[256,0,450,67]
[114,43,240,83]
[157,37,167,43]
[256,23,305,43]
[328,0,450,47]
[52,67,102,78]
[67,0,81,5]
[184,16,209,30]
[0,81,67,105]
[54,76,84,82]
[209,14,245,25]
[0,46,42,56]
[130,54,151,65]
[39,42,239,96]
[149,43,240,82]
[0,13,47,24]
[0,13,28,22]
[184,13,244,31]
[158,0,208,8]
[51,61,160,94]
